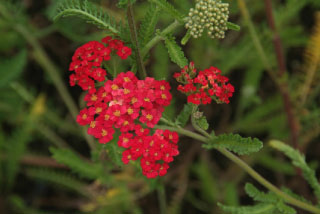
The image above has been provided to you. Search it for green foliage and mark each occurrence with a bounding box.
[219,183,296,214]
[10,195,61,214]
[138,4,160,48]
[245,183,277,203]
[218,203,276,214]
[0,49,27,88]
[226,22,241,31]
[117,0,136,9]
[26,168,89,197]
[50,147,102,179]
[175,103,193,127]
[270,140,320,202]
[104,131,123,167]
[164,34,188,68]
[54,0,120,34]
[148,0,184,22]
[5,121,33,189]
[194,115,209,131]
[204,133,263,155]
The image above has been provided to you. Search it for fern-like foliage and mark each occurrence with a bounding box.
[138,4,160,48]
[148,0,184,22]
[299,12,320,103]
[270,140,320,202]
[50,147,102,180]
[164,34,188,68]
[54,0,120,34]
[204,133,263,155]
[218,183,296,214]
[0,49,27,88]
[26,168,89,197]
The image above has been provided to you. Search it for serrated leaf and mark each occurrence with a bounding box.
[148,0,184,22]
[138,4,160,47]
[276,202,297,214]
[50,147,102,179]
[164,34,188,68]
[245,183,278,203]
[218,202,276,214]
[0,49,27,88]
[270,140,320,202]
[54,0,120,34]
[195,116,209,131]
[175,103,192,127]
[204,133,263,155]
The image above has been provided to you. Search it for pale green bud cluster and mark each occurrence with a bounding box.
[185,0,229,39]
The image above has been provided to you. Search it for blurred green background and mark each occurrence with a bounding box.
[0,0,320,213]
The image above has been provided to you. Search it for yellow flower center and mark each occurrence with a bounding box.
[124,88,130,94]
[161,94,167,99]
[90,121,96,128]
[96,107,102,113]
[82,114,87,119]
[131,97,137,104]
[123,138,129,143]
[144,98,150,102]
[124,77,130,82]
[114,110,121,117]
[123,120,129,126]
[160,85,165,90]
[146,114,153,121]
[91,94,97,101]
[104,114,110,120]
[101,129,108,136]
[111,84,118,90]
[127,108,133,115]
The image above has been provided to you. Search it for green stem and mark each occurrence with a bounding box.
[236,0,278,85]
[157,184,167,214]
[156,123,320,213]
[141,19,182,58]
[127,3,147,79]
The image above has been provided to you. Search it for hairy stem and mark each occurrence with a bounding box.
[127,3,147,78]
[141,19,182,58]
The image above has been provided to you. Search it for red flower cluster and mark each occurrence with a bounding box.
[120,129,179,178]
[69,36,132,92]
[174,62,234,105]
[69,36,179,178]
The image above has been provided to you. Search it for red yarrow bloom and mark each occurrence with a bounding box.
[174,62,234,105]
[69,36,179,179]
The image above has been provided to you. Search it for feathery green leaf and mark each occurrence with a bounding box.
[270,140,320,202]
[54,0,120,34]
[164,34,188,68]
[0,49,27,88]
[204,133,263,155]
[148,0,184,22]
[50,147,102,179]
[218,202,276,214]
[138,4,160,48]
[245,183,278,203]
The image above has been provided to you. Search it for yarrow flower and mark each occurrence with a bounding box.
[69,36,179,178]
[174,62,234,105]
